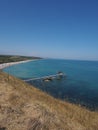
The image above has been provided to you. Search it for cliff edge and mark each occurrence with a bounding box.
[0,72,98,130]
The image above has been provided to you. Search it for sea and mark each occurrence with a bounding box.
[3,59,98,110]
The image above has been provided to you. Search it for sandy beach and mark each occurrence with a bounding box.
[0,60,33,70]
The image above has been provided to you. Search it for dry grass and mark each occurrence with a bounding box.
[0,72,98,130]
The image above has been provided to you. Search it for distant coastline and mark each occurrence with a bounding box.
[0,60,34,70]
[0,55,42,70]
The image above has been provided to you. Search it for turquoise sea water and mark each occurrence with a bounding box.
[3,59,98,110]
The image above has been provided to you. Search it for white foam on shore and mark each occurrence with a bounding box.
[0,60,34,70]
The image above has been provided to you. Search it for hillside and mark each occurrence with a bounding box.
[0,72,98,130]
[0,55,41,64]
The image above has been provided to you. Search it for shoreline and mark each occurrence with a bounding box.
[0,59,34,70]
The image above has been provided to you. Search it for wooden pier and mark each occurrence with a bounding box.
[24,72,66,82]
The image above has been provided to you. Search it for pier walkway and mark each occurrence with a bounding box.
[24,73,66,82]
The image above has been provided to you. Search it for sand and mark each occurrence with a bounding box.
[0,60,33,70]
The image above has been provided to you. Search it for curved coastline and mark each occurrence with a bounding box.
[0,59,35,70]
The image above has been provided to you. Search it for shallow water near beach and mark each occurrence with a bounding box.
[3,59,98,110]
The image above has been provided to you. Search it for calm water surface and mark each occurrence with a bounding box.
[3,59,98,110]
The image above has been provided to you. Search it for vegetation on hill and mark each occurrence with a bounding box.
[0,72,98,130]
[0,55,41,64]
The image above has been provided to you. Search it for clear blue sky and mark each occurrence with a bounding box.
[0,0,98,60]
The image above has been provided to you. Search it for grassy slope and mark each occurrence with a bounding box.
[0,72,98,130]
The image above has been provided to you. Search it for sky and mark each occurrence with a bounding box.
[0,0,98,60]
